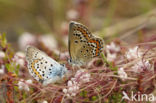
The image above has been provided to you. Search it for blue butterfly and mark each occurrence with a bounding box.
[26,46,68,86]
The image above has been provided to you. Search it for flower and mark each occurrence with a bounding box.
[132,60,151,73]
[63,80,79,97]
[125,46,142,60]
[106,51,117,62]
[106,42,120,53]
[0,65,5,74]
[66,9,79,20]
[38,34,59,55]
[63,69,90,97]
[25,79,33,84]
[18,79,32,91]
[12,52,25,67]
[0,51,5,58]
[106,42,120,62]
[74,69,90,83]
[42,100,48,103]
[18,32,36,50]
[118,68,127,80]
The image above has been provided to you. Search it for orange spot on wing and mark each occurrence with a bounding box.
[31,59,43,79]
[77,27,102,56]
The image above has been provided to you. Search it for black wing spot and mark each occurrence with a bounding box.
[51,64,53,67]
[45,61,47,63]
[75,41,78,43]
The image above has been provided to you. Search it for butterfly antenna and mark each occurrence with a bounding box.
[58,47,62,60]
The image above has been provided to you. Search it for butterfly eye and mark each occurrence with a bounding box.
[68,58,72,63]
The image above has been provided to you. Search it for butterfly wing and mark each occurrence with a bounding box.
[26,46,68,85]
[77,37,104,63]
[68,21,104,65]
[68,21,84,64]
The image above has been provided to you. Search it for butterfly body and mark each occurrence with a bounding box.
[26,46,68,86]
[68,21,104,66]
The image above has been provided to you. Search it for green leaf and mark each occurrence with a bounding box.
[91,96,97,101]
[101,53,118,71]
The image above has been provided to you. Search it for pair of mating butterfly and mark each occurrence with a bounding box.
[26,21,104,85]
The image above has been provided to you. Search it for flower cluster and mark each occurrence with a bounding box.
[106,42,120,62]
[12,52,25,67]
[63,69,90,97]
[38,34,59,55]
[125,46,142,60]
[117,68,127,80]
[18,79,32,91]
[125,46,151,72]
[131,60,151,73]
[18,32,36,50]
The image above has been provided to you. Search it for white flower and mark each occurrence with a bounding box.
[15,52,25,58]
[38,34,59,55]
[66,9,79,20]
[75,69,91,83]
[132,60,151,73]
[106,50,117,62]
[42,100,48,103]
[67,80,73,87]
[126,46,142,60]
[63,80,79,97]
[63,89,68,93]
[13,52,25,67]
[26,79,32,84]
[0,65,5,74]
[71,93,76,96]
[18,79,32,91]
[0,51,5,58]
[63,69,90,97]
[106,42,120,53]
[118,68,127,80]
[0,69,4,74]
[18,32,36,50]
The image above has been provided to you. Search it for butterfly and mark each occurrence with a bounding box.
[68,21,104,66]
[26,46,68,86]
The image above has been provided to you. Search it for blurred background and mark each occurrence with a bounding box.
[0,0,156,51]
